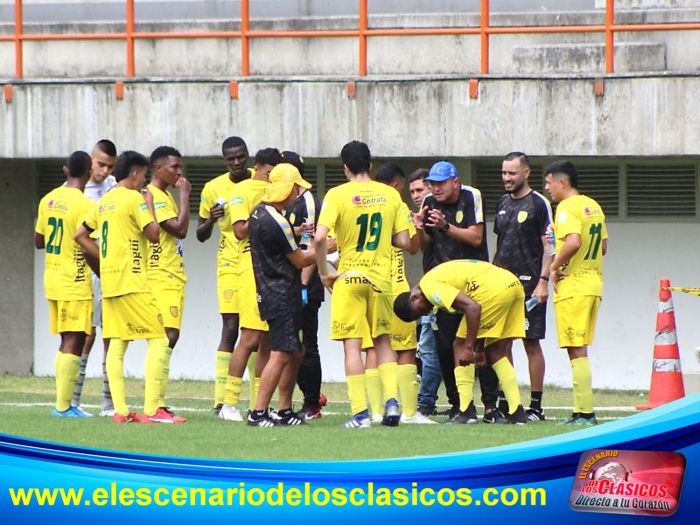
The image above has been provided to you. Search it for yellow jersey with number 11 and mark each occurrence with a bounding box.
[553,194,607,301]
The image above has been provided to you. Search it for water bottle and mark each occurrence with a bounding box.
[214,197,226,224]
[547,227,556,256]
[300,221,313,248]
[525,295,539,312]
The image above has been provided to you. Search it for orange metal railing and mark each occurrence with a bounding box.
[3,0,700,80]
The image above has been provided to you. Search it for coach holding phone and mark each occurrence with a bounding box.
[413,161,499,424]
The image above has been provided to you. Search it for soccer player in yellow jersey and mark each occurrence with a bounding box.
[75,151,175,424]
[314,141,410,428]
[218,148,283,422]
[143,146,190,420]
[35,151,95,418]
[544,160,607,426]
[365,163,435,424]
[197,137,253,416]
[393,259,528,425]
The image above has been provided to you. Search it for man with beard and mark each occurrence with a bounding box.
[493,152,553,422]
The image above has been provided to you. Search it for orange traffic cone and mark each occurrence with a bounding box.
[636,279,686,410]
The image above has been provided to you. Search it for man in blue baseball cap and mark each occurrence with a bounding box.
[412,160,500,425]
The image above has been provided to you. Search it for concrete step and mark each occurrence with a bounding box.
[512,42,666,74]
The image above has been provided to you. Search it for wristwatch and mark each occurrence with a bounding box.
[439,222,450,232]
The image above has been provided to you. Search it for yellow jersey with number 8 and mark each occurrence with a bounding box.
[84,186,155,298]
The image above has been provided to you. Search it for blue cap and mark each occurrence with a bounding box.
[425,161,458,182]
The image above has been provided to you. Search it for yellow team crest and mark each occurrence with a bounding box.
[517,210,529,223]
[455,211,464,224]
[170,306,179,318]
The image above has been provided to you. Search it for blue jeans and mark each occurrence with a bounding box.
[417,315,442,411]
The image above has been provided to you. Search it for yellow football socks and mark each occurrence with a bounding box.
[377,361,399,402]
[454,364,475,412]
[398,363,418,418]
[214,351,231,407]
[492,356,522,415]
[55,352,80,412]
[347,373,367,416]
[571,357,593,414]
[106,339,129,416]
[144,336,170,416]
[365,368,383,418]
[224,376,243,407]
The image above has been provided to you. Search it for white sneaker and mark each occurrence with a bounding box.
[99,408,115,417]
[371,413,383,424]
[218,405,244,422]
[400,412,438,424]
[72,406,94,417]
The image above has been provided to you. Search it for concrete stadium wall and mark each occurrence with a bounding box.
[2,76,700,159]
[0,160,36,374]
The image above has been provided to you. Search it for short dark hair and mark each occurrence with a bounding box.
[254,148,282,167]
[393,291,418,323]
[281,151,305,176]
[222,136,248,153]
[114,151,149,182]
[544,160,579,189]
[375,163,406,185]
[94,139,117,157]
[503,151,530,168]
[341,141,371,175]
[150,146,181,166]
[408,168,429,184]
[67,151,92,178]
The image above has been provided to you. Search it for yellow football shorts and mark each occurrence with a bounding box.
[102,292,166,340]
[390,295,418,351]
[217,271,239,315]
[554,295,601,348]
[456,283,526,346]
[48,299,93,335]
[329,275,392,341]
[151,283,185,330]
[238,268,268,331]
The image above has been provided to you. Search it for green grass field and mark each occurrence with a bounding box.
[0,375,648,462]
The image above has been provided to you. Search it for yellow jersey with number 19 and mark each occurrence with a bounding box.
[36,186,94,301]
[84,186,155,298]
[147,184,186,285]
[553,194,607,301]
[318,180,407,295]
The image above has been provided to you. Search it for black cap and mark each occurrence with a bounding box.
[281,150,305,177]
